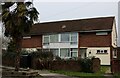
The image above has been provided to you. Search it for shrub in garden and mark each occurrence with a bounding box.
[29,50,54,69]
[79,58,93,73]
[30,50,54,61]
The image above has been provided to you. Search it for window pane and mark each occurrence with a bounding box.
[50,34,58,43]
[96,32,108,35]
[71,33,77,41]
[44,36,49,43]
[71,48,78,52]
[71,37,77,41]
[70,33,77,44]
[97,50,100,53]
[71,48,78,57]
[51,49,59,56]
[104,50,108,53]
[61,33,69,42]
[60,48,69,57]
[71,52,77,57]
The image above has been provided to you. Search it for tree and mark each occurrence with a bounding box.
[2,1,39,71]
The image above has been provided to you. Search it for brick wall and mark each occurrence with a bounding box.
[22,35,42,48]
[79,32,111,47]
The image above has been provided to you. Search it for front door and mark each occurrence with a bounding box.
[80,48,87,59]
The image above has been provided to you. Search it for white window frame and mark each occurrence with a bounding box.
[113,49,117,58]
[23,36,31,39]
[70,48,78,57]
[60,48,70,58]
[43,35,50,45]
[60,33,70,42]
[50,34,59,43]
[96,32,108,35]
[70,33,78,45]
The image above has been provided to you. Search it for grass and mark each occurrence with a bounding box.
[113,73,120,78]
[50,66,110,78]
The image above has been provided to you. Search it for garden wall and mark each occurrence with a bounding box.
[111,59,120,73]
[31,58,100,73]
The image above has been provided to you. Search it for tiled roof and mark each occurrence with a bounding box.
[27,16,115,35]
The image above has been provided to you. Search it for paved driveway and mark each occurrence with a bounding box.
[37,70,78,78]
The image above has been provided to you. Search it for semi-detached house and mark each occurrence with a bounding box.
[22,16,117,65]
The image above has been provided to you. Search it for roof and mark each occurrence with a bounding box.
[26,16,115,36]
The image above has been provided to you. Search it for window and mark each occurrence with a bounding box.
[50,49,59,56]
[96,32,108,35]
[97,50,100,53]
[43,35,49,44]
[23,36,31,39]
[61,33,69,42]
[70,33,78,44]
[96,50,108,54]
[71,48,78,57]
[104,50,107,53]
[60,48,70,57]
[113,49,117,58]
[50,34,58,43]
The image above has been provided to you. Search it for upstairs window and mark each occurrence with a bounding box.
[70,33,78,44]
[50,34,58,43]
[43,35,49,44]
[61,33,69,42]
[23,36,31,39]
[96,32,108,35]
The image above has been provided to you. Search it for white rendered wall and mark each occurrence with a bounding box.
[86,47,110,65]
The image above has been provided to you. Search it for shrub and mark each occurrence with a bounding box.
[79,58,93,73]
[30,50,54,61]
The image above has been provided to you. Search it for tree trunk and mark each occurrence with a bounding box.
[13,36,22,71]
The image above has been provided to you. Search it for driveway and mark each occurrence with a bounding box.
[37,70,78,78]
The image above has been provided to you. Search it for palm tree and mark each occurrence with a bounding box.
[2,1,39,71]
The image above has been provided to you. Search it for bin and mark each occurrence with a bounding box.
[20,55,31,68]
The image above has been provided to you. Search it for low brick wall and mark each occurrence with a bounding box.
[3,56,101,73]
[91,58,101,73]
[111,59,120,73]
[2,58,15,67]
[50,60,82,72]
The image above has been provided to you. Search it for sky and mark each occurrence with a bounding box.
[33,0,120,46]
[0,0,120,46]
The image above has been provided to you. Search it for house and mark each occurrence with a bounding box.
[22,16,117,65]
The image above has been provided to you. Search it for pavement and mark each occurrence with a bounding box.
[1,66,78,78]
[36,70,78,78]
[1,65,115,78]
[104,67,114,78]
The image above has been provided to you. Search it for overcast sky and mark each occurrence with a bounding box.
[0,0,119,46]
[33,0,120,46]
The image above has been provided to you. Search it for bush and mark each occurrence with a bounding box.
[79,58,93,73]
[30,50,54,61]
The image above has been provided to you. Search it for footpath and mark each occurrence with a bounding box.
[104,67,114,78]
[1,66,78,78]
[1,65,116,78]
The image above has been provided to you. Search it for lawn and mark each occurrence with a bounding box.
[113,73,120,78]
[50,66,110,78]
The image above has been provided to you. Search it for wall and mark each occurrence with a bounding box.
[79,32,111,47]
[112,20,117,48]
[22,35,42,48]
[86,47,110,65]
